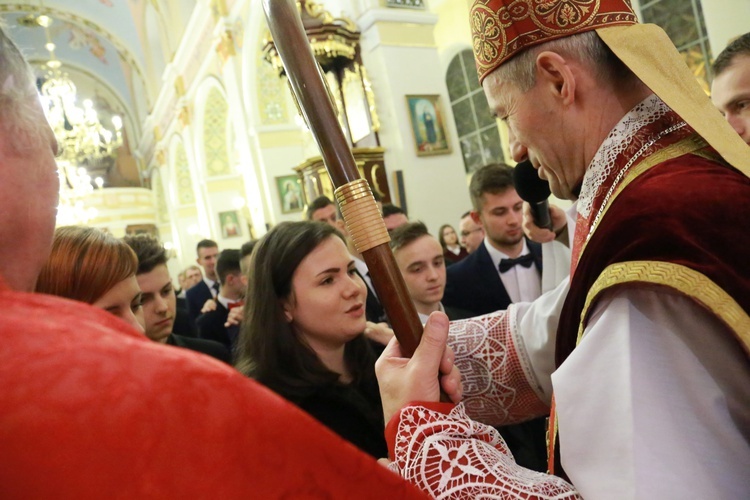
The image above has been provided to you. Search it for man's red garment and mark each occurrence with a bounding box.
[0,282,426,499]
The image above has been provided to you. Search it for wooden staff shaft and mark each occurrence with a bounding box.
[263,0,423,356]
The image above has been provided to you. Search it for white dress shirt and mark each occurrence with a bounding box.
[204,277,219,298]
[484,238,541,303]
[353,256,378,299]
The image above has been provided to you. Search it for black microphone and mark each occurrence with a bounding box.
[513,160,552,230]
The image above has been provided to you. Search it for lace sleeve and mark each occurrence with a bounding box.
[387,403,579,499]
[448,308,550,426]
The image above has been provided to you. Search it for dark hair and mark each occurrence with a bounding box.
[240,240,258,259]
[305,195,334,221]
[389,221,430,253]
[460,210,472,219]
[469,163,515,212]
[123,234,167,274]
[216,249,242,284]
[381,203,406,218]
[239,240,258,276]
[714,33,750,77]
[196,239,218,255]
[235,221,375,401]
[437,224,457,250]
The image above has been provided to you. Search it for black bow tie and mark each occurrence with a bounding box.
[498,254,535,273]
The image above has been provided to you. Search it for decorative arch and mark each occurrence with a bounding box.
[195,78,233,177]
[0,4,153,108]
[170,0,198,27]
[242,8,291,128]
[151,167,171,224]
[143,1,170,84]
[170,136,195,206]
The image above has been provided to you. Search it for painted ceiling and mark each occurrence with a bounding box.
[0,0,193,136]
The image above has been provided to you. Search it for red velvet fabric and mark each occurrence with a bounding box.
[0,283,427,499]
[557,153,750,366]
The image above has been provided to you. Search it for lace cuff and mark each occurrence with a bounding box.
[449,309,550,426]
[387,403,579,499]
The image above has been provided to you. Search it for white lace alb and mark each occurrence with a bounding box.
[577,95,670,219]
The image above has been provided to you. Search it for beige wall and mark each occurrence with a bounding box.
[121,0,748,274]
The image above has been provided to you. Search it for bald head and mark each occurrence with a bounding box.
[0,26,60,291]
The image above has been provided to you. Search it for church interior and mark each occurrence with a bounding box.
[0,0,746,277]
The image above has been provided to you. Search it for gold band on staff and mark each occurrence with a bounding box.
[335,179,390,253]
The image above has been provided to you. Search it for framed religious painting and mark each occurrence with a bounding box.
[218,210,242,239]
[405,94,451,156]
[275,174,304,214]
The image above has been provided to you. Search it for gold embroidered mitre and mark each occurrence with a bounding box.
[468,0,750,177]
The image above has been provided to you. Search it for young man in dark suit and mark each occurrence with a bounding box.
[123,234,230,364]
[390,222,472,322]
[196,249,245,357]
[442,163,547,473]
[185,239,220,323]
[443,163,543,317]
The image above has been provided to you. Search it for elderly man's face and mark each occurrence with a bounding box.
[0,99,60,291]
[459,215,484,254]
[483,69,585,200]
[712,55,750,145]
[185,268,203,289]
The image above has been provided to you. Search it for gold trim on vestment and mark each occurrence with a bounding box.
[597,24,750,179]
[576,261,750,358]
[579,135,705,259]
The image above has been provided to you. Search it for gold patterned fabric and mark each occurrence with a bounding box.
[470,0,637,83]
[578,261,750,358]
[469,0,750,178]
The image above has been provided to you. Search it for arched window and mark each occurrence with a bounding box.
[639,0,713,92]
[446,49,504,173]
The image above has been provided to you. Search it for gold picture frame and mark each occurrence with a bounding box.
[276,174,304,214]
[406,94,451,156]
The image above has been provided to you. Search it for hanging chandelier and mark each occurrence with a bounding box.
[37,21,123,167]
[56,165,101,226]
[20,10,123,225]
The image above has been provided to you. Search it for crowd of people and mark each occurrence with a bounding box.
[2,1,749,498]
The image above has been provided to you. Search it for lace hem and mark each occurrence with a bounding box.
[449,309,549,426]
[390,404,579,499]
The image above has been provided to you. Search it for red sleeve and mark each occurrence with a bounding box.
[0,290,429,499]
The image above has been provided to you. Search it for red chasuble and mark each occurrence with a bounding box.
[557,145,750,366]
[549,107,750,477]
[0,282,428,499]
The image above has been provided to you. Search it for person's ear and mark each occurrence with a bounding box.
[280,297,294,323]
[536,51,576,106]
[470,210,481,225]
